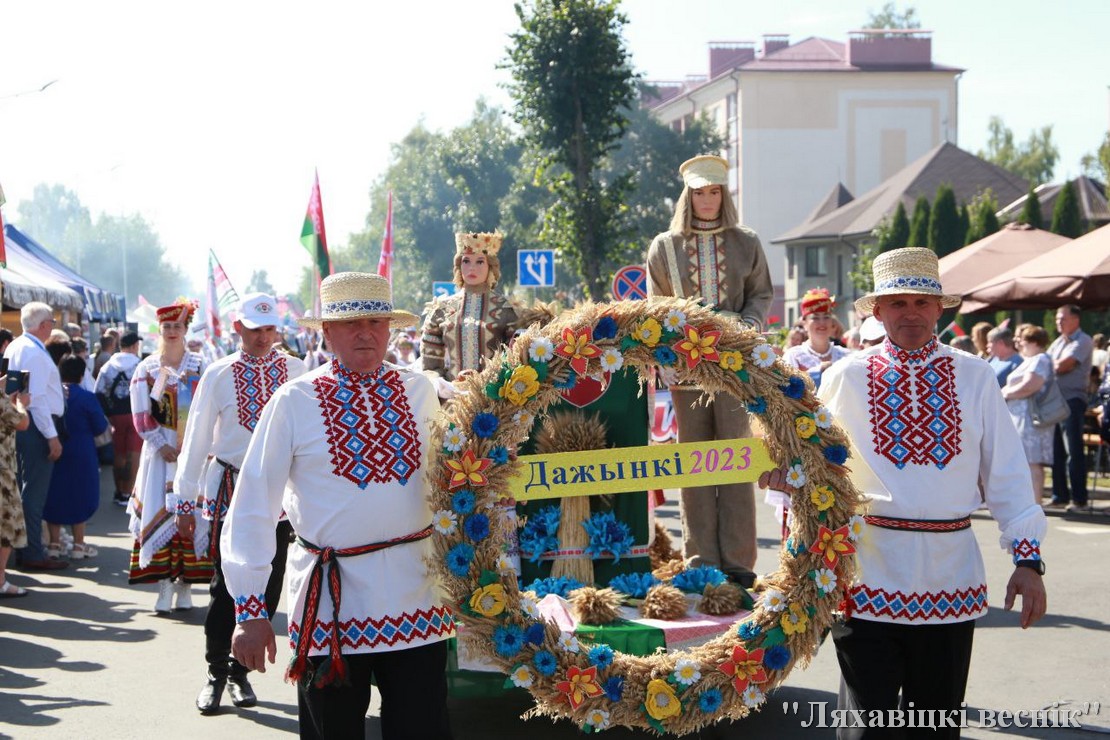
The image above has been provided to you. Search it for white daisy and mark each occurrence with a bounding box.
[741,684,765,708]
[761,588,787,612]
[814,568,838,595]
[433,509,458,535]
[584,709,610,730]
[784,464,807,489]
[814,406,833,429]
[513,410,535,428]
[558,633,580,653]
[673,658,701,686]
[510,664,535,688]
[444,427,467,452]
[847,514,866,542]
[520,597,541,620]
[528,337,555,363]
[599,348,624,372]
[495,553,515,573]
[663,309,687,331]
[751,343,776,367]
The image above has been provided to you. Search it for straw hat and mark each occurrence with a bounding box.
[298,272,418,329]
[455,231,502,256]
[679,155,728,189]
[854,247,961,314]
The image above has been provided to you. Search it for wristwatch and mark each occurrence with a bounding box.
[1015,559,1046,576]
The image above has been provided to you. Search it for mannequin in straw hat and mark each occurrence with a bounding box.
[762,248,1046,736]
[222,273,454,739]
[420,231,520,399]
[782,287,852,390]
[646,154,773,585]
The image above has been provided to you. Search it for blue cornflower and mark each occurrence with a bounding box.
[594,316,618,340]
[489,445,510,465]
[747,397,767,414]
[451,489,475,515]
[609,572,661,598]
[493,624,524,657]
[698,688,723,713]
[737,620,763,640]
[653,346,677,365]
[553,371,577,390]
[524,576,583,599]
[672,565,728,594]
[785,537,805,557]
[472,412,500,439]
[824,445,849,465]
[602,675,624,702]
[533,650,558,676]
[524,622,546,646]
[781,376,806,399]
[763,644,791,671]
[463,513,490,542]
[582,511,634,562]
[445,542,474,578]
[588,644,614,669]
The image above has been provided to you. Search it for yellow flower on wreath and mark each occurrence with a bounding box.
[468,583,507,617]
[795,415,817,439]
[634,317,662,347]
[810,485,835,512]
[500,365,540,406]
[781,602,809,636]
[644,678,682,721]
[718,350,745,371]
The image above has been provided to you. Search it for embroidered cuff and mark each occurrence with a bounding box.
[234,593,270,622]
[1011,538,1042,563]
[175,499,197,516]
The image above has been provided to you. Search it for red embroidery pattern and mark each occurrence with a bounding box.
[867,350,962,469]
[849,584,987,621]
[314,365,422,488]
[234,593,269,622]
[232,352,288,431]
[1012,538,1042,560]
[289,605,455,650]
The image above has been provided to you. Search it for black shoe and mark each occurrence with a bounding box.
[114,491,130,507]
[196,673,227,715]
[227,673,257,708]
[725,568,757,589]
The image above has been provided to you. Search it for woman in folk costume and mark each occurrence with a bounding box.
[646,154,773,586]
[127,298,213,612]
[420,231,520,400]
[782,287,852,389]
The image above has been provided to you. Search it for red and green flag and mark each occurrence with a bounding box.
[300,170,331,283]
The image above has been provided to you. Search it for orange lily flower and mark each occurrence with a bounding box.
[673,324,722,369]
[554,665,604,709]
[718,645,767,694]
[444,449,492,489]
[808,524,856,569]
[554,327,601,375]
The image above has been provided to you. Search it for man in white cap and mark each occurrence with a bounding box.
[763,248,1046,739]
[223,273,455,739]
[174,292,308,715]
[646,154,773,587]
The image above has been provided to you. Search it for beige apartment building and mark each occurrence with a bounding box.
[645,31,962,323]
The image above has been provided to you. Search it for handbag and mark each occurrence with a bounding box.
[94,427,114,466]
[1031,376,1071,430]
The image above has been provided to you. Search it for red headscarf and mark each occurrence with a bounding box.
[800,288,835,318]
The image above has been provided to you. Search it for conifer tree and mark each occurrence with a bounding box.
[1019,187,1044,229]
[928,184,963,256]
[1050,180,1082,238]
[908,195,930,247]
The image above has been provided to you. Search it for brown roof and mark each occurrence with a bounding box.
[938,222,1072,297]
[774,142,1029,244]
[998,176,1110,226]
[803,182,854,223]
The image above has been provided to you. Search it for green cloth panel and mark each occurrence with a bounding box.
[574,618,666,657]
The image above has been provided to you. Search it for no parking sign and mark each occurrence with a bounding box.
[612,265,647,301]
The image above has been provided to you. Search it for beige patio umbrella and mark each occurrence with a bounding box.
[939,222,1072,297]
[959,223,1110,313]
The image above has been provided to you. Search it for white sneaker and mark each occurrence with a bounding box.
[154,580,174,613]
[174,579,193,611]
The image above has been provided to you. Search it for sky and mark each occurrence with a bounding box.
[2,0,1108,301]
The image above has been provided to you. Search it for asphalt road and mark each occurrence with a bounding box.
[2,469,1108,739]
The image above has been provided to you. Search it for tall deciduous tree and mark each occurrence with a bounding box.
[928,184,962,257]
[864,2,921,29]
[978,116,1059,186]
[1019,187,1044,229]
[965,189,1000,245]
[908,195,930,247]
[1079,131,1110,199]
[246,270,275,295]
[504,0,638,301]
[1050,180,1083,238]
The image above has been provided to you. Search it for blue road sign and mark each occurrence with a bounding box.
[432,281,457,299]
[612,265,648,300]
[518,249,555,287]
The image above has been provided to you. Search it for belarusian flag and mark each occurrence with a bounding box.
[300,170,331,283]
[377,190,393,283]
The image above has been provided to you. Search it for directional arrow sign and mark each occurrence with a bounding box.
[518,249,555,287]
[432,281,457,299]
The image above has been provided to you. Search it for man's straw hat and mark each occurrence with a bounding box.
[854,247,961,315]
[298,272,418,329]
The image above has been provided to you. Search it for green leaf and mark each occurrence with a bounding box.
[620,335,639,352]
[478,570,500,587]
[485,383,502,400]
[737,369,750,383]
[529,360,549,381]
[761,626,787,647]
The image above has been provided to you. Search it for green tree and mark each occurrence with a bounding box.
[1018,187,1044,229]
[14,184,91,260]
[504,0,638,301]
[864,2,921,29]
[879,200,910,252]
[978,116,1059,186]
[908,195,930,246]
[928,184,962,257]
[246,270,275,295]
[1050,179,1083,238]
[965,188,1000,245]
[958,202,971,246]
[1079,131,1110,199]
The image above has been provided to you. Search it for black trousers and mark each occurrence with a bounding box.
[832,617,975,739]
[205,519,292,676]
[297,641,451,740]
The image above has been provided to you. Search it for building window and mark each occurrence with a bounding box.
[805,246,828,277]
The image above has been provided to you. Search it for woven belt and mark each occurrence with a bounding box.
[285,525,434,689]
[864,515,971,532]
[207,458,239,561]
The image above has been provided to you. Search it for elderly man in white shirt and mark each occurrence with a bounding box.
[4,302,67,570]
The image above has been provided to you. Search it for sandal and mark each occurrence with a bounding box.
[70,543,99,559]
[0,581,29,598]
[45,543,65,559]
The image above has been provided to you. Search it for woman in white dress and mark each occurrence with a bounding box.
[1001,324,1054,506]
[782,288,851,389]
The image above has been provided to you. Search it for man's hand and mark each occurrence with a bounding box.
[1004,567,1047,628]
[176,513,196,539]
[47,437,62,462]
[159,444,178,463]
[232,619,277,673]
[758,467,798,492]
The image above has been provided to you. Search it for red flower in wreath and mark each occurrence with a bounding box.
[718,644,766,694]
[554,665,603,709]
[808,524,856,569]
[554,326,601,375]
[673,324,722,369]
[444,449,492,489]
